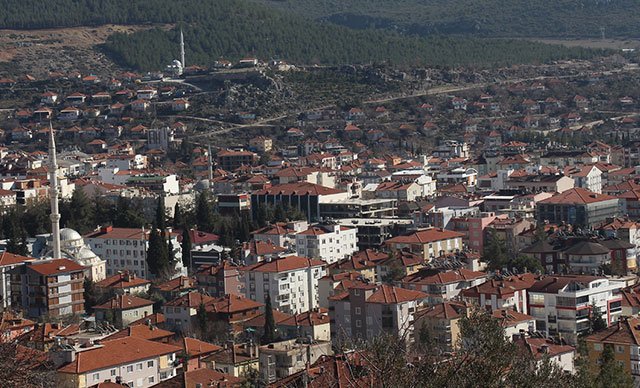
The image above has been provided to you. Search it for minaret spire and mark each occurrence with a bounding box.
[180,28,186,69]
[48,122,61,259]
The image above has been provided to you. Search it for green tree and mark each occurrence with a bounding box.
[195,191,215,232]
[196,302,208,335]
[146,226,170,278]
[155,197,166,232]
[83,278,103,314]
[181,227,192,269]
[589,303,608,333]
[261,295,277,344]
[509,255,543,274]
[484,229,509,271]
[67,188,94,234]
[595,344,633,388]
[4,213,28,256]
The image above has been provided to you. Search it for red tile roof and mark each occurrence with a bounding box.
[539,188,616,205]
[0,251,33,267]
[57,337,181,374]
[26,259,85,276]
[386,228,464,245]
[253,182,343,196]
[93,294,154,310]
[242,256,325,273]
[366,284,427,304]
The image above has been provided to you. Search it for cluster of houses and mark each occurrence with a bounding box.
[4,63,640,386]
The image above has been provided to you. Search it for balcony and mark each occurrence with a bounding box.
[548,316,557,323]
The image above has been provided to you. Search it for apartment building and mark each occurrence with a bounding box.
[295,223,358,264]
[414,301,468,352]
[95,271,151,295]
[10,259,85,319]
[94,295,154,329]
[536,188,619,228]
[0,251,34,309]
[259,339,333,384]
[57,337,181,388]
[329,284,427,345]
[401,268,488,305]
[461,273,537,314]
[242,256,326,314]
[384,228,465,261]
[528,275,625,345]
[194,261,244,297]
[585,317,640,383]
[84,226,184,279]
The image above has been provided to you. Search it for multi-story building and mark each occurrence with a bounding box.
[10,258,85,319]
[194,261,244,297]
[216,149,259,171]
[95,271,151,295]
[252,221,308,249]
[505,174,575,194]
[56,337,181,388]
[336,218,413,250]
[252,182,349,222]
[447,212,501,253]
[528,275,625,345]
[242,256,326,314]
[536,188,619,228]
[295,223,358,264]
[585,317,640,382]
[84,226,184,279]
[401,268,488,305]
[329,284,426,345]
[414,301,468,352]
[0,251,33,309]
[384,228,464,261]
[461,273,537,314]
[162,291,213,333]
[259,339,333,384]
[94,294,154,329]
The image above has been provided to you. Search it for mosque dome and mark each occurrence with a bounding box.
[60,228,83,242]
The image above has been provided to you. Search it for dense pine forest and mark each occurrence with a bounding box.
[258,0,640,38]
[0,0,608,70]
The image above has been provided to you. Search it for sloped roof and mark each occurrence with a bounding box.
[57,337,181,374]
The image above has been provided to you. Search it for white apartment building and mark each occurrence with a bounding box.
[295,224,358,264]
[242,256,326,314]
[84,226,185,279]
[98,168,179,195]
[57,337,180,388]
[528,275,624,345]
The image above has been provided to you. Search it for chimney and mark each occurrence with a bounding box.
[540,344,549,354]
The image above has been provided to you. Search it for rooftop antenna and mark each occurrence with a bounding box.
[180,28,186,69]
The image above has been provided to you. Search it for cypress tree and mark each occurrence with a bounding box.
[262,294,277,344]
[181,228,192,269]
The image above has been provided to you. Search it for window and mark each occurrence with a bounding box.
[355,307,361,315]
[148,376,155,384]
[594,343,603,351]
[355,319,362,328]
[617,345,625,354]
[127,365,133,373]
[160,372,168,379]
[92,373,100,381]
[147,361,154,367]
[111,369,116,376]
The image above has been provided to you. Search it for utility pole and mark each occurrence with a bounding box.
[600,26,606,40]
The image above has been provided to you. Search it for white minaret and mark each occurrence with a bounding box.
[48,123,61,259]
[180,29,186,69]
